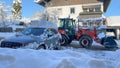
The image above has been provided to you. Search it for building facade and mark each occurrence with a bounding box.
[35,0,111,21]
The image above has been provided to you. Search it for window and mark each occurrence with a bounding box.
[83,8,94,12]
[57,8,62,14]
[89,8,94,12]
[70,8,75,14]
[83,8,89,12]
[58,8,62,11]
[95,7,101,12]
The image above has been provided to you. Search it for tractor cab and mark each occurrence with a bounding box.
[58,18,76,46]
[59,18,75,29]
[58,18,76,40]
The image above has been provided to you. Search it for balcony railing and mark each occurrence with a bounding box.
[80,11,103,15]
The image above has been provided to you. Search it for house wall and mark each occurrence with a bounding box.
[46,5,83,20]
[46,3,104,21]
[107,16,120,26]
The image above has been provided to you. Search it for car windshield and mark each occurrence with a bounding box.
[22,28,45,36]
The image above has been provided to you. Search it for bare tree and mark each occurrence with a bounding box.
[0,2,12,27]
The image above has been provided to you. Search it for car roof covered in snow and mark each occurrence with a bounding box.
[28,20,58,30]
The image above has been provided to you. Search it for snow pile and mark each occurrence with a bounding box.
[0,47,120,68]
[0,20,12,27]
[71,48,120,68]
[0,48,114,68]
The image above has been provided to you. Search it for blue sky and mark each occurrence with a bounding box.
[104,0,120,17]
[0,0,44,18]
[0,0,120,18]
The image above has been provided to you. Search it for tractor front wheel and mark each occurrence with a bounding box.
[60,34,69,46]
[79,35,93,48]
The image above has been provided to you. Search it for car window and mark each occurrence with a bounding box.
[22,28,45,36]
[22,28,32,35]
[45,29,53,37]
[43,28,57,37]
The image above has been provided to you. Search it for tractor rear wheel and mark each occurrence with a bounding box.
[79,35,93,48]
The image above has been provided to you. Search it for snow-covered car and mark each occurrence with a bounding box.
[0,27,61,50]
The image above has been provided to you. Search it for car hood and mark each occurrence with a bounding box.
[4,35,37,44]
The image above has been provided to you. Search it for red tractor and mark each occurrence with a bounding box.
[58,18,117,48]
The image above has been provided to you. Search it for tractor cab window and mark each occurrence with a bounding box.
[59,19,75,28]
[59,20,64,27]
[67,20,74,27]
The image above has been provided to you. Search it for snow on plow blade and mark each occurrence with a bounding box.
[103,37,118,48]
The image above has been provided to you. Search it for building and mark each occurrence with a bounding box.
[35,0,120,40]
[107,16,120,26]
[35,0,111,21]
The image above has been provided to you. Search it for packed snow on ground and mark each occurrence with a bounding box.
[0,46,120,68]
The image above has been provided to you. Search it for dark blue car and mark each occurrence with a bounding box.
[0,27,61,50]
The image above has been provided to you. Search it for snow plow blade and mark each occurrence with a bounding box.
[102,37,118,48]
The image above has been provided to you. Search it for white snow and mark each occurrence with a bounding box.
[28,20,58,30]
[0,32,120,68]
[0,47,120,68]
[0,20,119,68]
[8,25,25,31]
[97,32,106,39]
[0,32,15,40]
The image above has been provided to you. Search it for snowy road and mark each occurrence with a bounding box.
[70,41,119,51]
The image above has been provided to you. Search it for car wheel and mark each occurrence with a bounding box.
[79,35,93,48]
[37,45,46,50]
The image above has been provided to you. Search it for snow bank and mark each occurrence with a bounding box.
[0,48,109,68]
[1,47,120,68]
